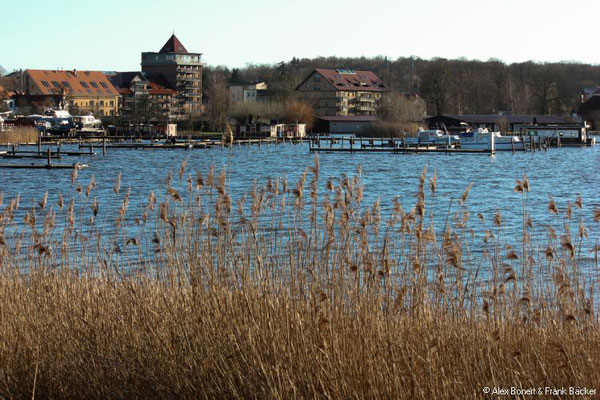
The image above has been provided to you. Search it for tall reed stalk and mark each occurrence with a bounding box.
[0,157,598,399]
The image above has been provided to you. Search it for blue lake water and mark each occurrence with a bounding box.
[0,141,599,262]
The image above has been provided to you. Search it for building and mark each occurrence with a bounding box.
[425,114,573,133]
[233,123,306,138]
[19,69,119,116]
[229,82,268,103]
[579,92,600,130]
[315,115,378,134]
[0,76,18,112]
[141,34,203,116]
[296,69,390,117]
[108,72,177,120]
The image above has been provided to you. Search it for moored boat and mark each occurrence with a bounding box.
[404,129,459,146]
[459,128,521,150]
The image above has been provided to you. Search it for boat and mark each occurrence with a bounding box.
[73,114,104,135]
[39,109,74,135]
[404,129,460,146]
[459,128,521,151]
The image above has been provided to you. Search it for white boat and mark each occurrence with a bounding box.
[459,128,521,151]
[73,114,104,134]
[404,129,459,146]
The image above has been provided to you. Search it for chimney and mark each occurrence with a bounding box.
[73,69,77,77]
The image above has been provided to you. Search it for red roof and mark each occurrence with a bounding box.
[297,69,390,92]
[147,81,176,95]
[26,69,119,96]
[159,34,188,54]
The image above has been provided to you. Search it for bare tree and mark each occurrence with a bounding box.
[378,92,426,123]
[0,65,7,77]
[204,71,229,131]
[420,59,452,115]
[281,100,314,129]
[530,67,560,115]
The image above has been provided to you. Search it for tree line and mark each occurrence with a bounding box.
[202,56,600,124]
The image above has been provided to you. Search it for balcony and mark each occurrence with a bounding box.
[355,105,375,112]
[356,97,376,103]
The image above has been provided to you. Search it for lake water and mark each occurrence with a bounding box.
[1,141,599,263]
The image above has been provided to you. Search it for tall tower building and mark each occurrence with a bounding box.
[141,34,203,116]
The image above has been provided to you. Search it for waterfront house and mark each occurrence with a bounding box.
[141,34,203,117]
[296,69,390,117]
[108,72,177,121]
[314,115,378,134]
[579,92,600,130]
[229,82,268,104]
[19,69,119,116]
[271,123,306,138]
[233,123,306,138]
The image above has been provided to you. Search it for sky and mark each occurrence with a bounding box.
[0,0,597,73]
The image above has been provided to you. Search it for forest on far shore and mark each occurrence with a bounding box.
[203,56,600,118]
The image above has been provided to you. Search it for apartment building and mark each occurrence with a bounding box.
[109,72,176,120]
[296,69,390,117]
[229,82,268,103]
[141,34,203,116]
[22,69,119,116]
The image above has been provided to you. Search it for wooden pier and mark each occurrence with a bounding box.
[0,163,88,170]
[307,135,551,155]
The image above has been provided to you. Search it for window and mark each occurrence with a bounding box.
[99,100,104,106]
[52,81,60,87]
[90,82,99,88]
[41,80,50,87]
[110,100,114,106]
[100,82,108,88]
[62,81,71,88]
[80,81,89,88]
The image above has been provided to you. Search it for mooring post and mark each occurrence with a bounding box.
[490,131,495,155]
[37,134,41,155]
[57,146,61,159]
[47,148,51,167]
[11,145,15,155]
[103,135,107,156]
[512,139,515,154]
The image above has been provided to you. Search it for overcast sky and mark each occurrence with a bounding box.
[0,0,595,72]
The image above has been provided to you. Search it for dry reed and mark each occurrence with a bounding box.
[0,126,38,145]
[0,158,598,399]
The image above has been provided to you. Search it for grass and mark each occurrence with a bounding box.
[0,157,598,399]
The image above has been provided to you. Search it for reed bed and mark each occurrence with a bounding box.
[0,126,38,145]
[0,157,598,399]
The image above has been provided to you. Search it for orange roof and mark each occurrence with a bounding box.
[26,69,119,97]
